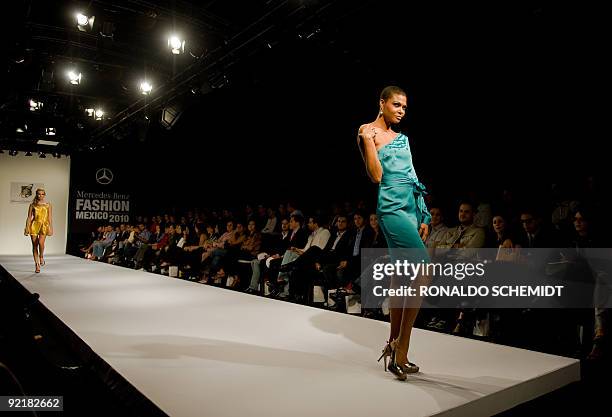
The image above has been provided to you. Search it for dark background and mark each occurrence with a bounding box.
[2,1,606,214]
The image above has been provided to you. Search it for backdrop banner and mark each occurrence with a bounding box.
[68,155,133,235]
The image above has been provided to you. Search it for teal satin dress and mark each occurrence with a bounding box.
[377,132,431,258]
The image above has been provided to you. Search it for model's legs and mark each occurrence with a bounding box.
[395,272,432,365]
[379,203,431,367]
[388,275,403,342]
[30,235,40,271]
[38,235,46,264]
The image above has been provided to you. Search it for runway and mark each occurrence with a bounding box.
[0,254,580,417]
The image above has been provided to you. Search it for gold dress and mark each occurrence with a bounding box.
[27,204,50,236]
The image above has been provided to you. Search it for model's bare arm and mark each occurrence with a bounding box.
[24,204,33,235]
[357,124,382,183]
[48,203,54,236]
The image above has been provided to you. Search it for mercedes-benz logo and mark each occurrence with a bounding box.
[95,168,114,185]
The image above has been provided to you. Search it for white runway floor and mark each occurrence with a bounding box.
[1,255,580,417]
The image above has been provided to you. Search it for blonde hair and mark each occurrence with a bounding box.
[33,188,46,203]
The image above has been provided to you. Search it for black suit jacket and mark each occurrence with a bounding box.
[348,226,375,257]
[288,227,308,250]
[321,230,352,264]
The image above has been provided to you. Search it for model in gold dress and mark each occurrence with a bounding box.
[24,188,53,273]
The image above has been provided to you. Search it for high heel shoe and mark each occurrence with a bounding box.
[39,257,45,266]
[377,340,392,370]
[401,361,420,374]
[386,339,407,381]
[35,264,40,273]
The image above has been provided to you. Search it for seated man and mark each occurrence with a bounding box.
[265,214,307,295]
[441,201,486,250]
[91,225,117,261]
[277,214,331,300]
[341,210,374,293]
[245,217,291,293]
[317,215,353,296]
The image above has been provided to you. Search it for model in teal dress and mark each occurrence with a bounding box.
[358,86,431,381]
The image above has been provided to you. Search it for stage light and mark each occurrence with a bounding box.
[39,152,46,159]
[9,150,18,156]
[76,12,95,31]
[67,70,82,85]
[29,99,43,111]
[95,109,104,120]
[139,80,153,95]
[76,13,88,26]
[85,108,94,117]
[37,139,60,146]
[168,35,185,54]
[16,124,27,133]
[53,152,61,159]
[25,151,32,156]
[160,101,183,130]
[46,127,56,136]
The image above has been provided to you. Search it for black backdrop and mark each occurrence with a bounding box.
[69,2,605,217]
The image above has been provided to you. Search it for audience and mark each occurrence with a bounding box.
[74,180,608,361]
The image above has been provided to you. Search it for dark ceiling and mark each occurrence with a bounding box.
[1,0,370,154]
[0,0,606,186]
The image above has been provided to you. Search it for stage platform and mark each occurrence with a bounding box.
[0,254,580,417]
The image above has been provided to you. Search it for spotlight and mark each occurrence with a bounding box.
[94,109,104,120]
[29,99,43,111]
[45,127,56,136]
[67,70,82,85]
[139,80,153,95]
[52,152,61,159]
[37,140,59,146]
[168,35,185,55]
[25,151,32,156]
[39,152,46,159]
[160,101,183,130]
[76,12,95,32]
[9,150,18,156]
[16,124,27,133]
[85,108,94,117]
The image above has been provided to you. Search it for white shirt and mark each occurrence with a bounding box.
[426,223,449,248]
[261,217,278,234]
[303,227,331,251]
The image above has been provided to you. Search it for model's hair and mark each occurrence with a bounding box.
[380,85,407,101]
[33,188,46,203]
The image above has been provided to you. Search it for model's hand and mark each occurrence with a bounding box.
[359,125,377,144]
[419,223,429,242]
[337,260,348,270]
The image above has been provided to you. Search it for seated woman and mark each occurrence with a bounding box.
[225,220,262,288]
[201,221,233,264]
[209,222,246,284]
[182,223,208,272]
